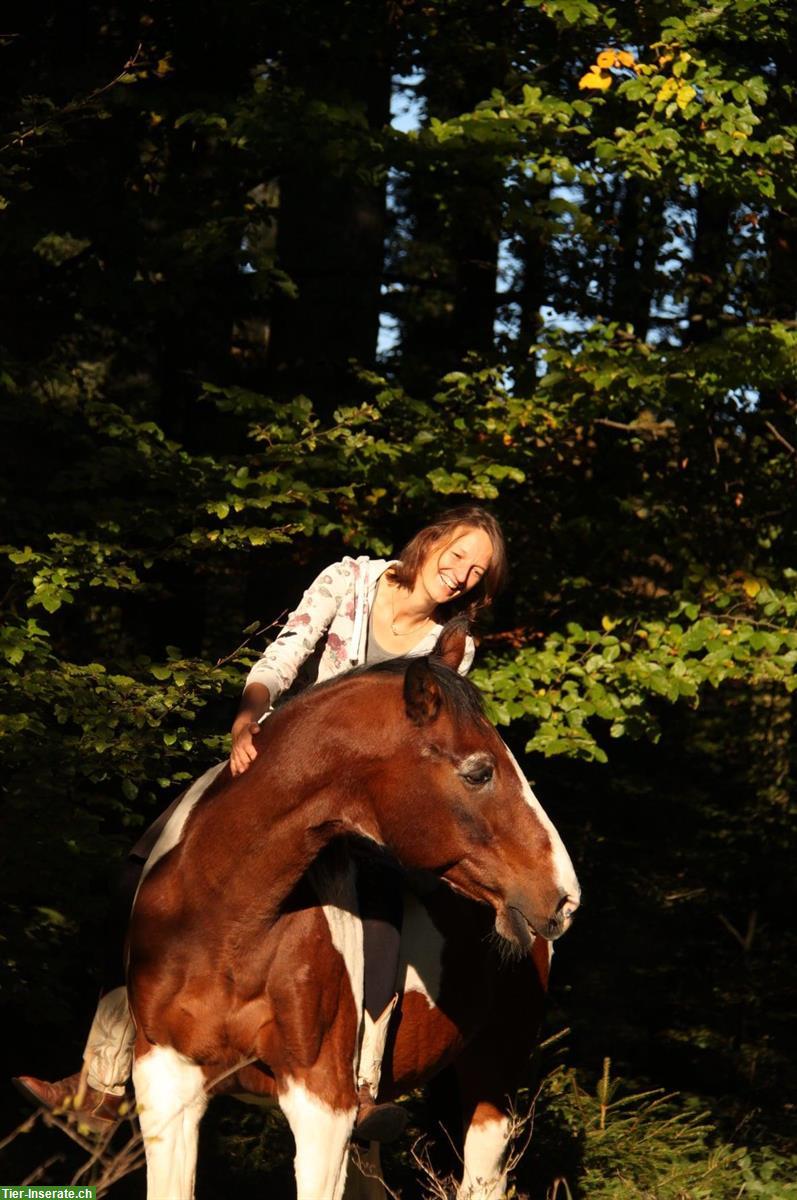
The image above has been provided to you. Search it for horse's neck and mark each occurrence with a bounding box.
[193,740,384,924]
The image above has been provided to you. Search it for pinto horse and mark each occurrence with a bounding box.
[127,628,580,1200]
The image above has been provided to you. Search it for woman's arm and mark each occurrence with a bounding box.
[244,559,352,697]
[230,559,353,774]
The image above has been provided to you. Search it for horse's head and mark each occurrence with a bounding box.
[352,627,580,953]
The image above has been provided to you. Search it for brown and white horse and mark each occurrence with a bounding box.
[127,629,579,1200]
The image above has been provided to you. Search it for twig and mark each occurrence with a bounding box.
[21,1154,64,1185]
[718,910,757,953]
[0,1110,40,1152]
[349,1142,403,1200]
[764,420,797,458]
[215,610,288,667]
[0,44,144,154]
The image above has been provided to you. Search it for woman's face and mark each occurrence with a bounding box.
[418,525,494,607]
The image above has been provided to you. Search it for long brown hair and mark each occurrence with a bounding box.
[389,506,507,622]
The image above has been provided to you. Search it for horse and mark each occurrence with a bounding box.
[127,626,580,1200]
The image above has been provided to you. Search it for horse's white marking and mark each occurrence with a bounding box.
[311,859,365,1058]
[83,985,135,1094]
[503,744,580,910]
[400,892,444,1008]
[133,1044,208,1200]
[140,760,227,882]
[279,1079,355,1200]
[458,1115,511,1200]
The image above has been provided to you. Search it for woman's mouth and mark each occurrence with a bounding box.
[439,572,459,594]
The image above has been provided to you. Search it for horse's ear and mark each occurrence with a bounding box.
[404,659,442,726]
[432,616,469,672]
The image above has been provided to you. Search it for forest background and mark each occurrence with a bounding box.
[1,0,797,1196]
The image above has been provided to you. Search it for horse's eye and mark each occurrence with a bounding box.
[460,762,494,787]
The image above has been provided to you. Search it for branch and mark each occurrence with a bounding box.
[215,609,288,667]
[764,420,797,458]
[0,44,144,155]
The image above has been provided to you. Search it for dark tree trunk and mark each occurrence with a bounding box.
[265,1,394,417]
[399,1,510,388]
[608,180,667,341]
[513,181,551,394]
[684,187,735,345]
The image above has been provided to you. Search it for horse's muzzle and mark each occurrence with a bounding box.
[503,890,580,948]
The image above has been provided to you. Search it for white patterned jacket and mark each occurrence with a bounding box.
[244,556,475,705]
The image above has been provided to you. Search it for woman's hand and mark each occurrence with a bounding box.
[230,683,271,775]
[230,712,262,776]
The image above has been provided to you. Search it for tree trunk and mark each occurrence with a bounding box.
[266,1,394,416]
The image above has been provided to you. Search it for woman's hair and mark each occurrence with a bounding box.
[389,505,507,622]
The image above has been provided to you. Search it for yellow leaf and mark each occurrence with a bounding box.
[658,53,674,67]
[156,56,173,77]
[676,84,696,109]
[579,69,612,91]
[732,130,749,139]
[596,49,616,69]
[617,50,635,68]
[656,78,678,103]
[743,578,761,598]
[601,615,617,632]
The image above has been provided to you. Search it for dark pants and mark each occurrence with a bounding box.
[358,857,404,1019]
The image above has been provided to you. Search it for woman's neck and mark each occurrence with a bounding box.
[382,573,438,633]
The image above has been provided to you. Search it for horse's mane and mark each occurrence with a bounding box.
[354,655,486,724]
[276,652,486,728]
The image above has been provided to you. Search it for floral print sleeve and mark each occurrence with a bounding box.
[244,560,352,700]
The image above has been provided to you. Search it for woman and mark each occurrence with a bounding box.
[15,506,506,1141]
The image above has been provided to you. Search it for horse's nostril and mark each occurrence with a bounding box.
[556,893,579,921]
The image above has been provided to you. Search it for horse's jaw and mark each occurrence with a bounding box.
[495,905,537,956]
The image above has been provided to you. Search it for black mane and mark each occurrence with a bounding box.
[329,653,487,726]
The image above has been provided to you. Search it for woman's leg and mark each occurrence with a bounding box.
[13,853,145,1124]
[14,768,225,1121]
[355,860,407,1142]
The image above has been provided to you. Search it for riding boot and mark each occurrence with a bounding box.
[13,1069,127,1132]
[13,986,134,1130]
[353,995,407,1143]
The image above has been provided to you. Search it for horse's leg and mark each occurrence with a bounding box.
[132,1041,208,1200]
[457,1101,512,1200]
[278,1080,356,1200]
[454,1046,514,1200]
[268,853,362,1200]
[454,945,549,1200]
